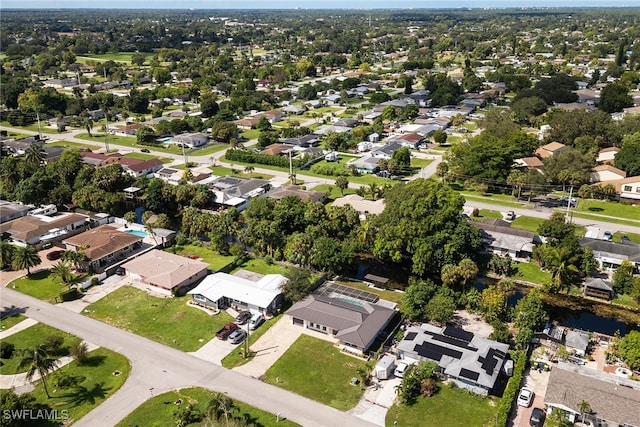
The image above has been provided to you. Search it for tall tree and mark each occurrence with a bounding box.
[19,347,59,398]
[0,240,15,270]
[11,245,41,275]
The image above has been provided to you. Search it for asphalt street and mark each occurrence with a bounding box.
[0,287,376,427]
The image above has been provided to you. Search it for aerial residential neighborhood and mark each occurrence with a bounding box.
[1,5,640,427]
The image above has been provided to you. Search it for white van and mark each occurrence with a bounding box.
[249,313,264,331]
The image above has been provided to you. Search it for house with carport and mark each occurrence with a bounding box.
[120,249,208,295]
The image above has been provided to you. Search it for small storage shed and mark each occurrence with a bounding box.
[375,355,396,380]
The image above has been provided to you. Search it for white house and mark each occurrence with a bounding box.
[173,132,208,148]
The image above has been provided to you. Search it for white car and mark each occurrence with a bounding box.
[394,362,410,378]
[517,387,534,407]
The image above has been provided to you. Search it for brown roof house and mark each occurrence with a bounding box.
[267,185,326,203]
[286,283,397,355]
[534,141,567,159]
[62,224,143,273]
[120,249,208,295]
[590,164,626,183]
[596,147,620,164]
[0,213,88,246]
[545,364,640,426]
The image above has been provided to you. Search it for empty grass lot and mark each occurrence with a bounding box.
[9,270,82,303]
[84,286,234,352]
[575,199,640,222]
[171,244,235,271]
[116,387,299,427]
[386,383,497,427]
[508,261,551,285]
[0,323,81,374]
[30,348,130,424]
[263,335,366,411]
[123,152,173,163]
[47,140,100,151]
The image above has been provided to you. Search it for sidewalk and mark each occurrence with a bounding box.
[57,276,128,314]
[0,318,39,340]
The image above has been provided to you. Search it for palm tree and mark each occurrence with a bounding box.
[19,347,59,398]
[50,261,79,289]
[548,247,581,293]
[25,143,45,166]
[206,393,237,427]
[0,239,15,270]
[244,165,254,177]
[61,247,88,272]
[11,245,41,276]
[578,400,592,426]
[144,222,159,245]
[84,118,93,137]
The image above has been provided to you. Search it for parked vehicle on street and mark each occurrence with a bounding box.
[228,328,247,344]
[216,322,238,340]
[517,387,534,407]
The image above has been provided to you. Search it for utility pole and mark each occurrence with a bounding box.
[289,150,294,184]
[103,111,109,152]
[565,185,573,223]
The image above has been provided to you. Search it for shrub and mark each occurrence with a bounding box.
[0,341,15,359]
[69,341,90,365]
[41,335,65,356]
[493,350,526,427]
[225,148,304,169]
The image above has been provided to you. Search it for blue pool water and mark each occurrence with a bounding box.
[126,229,148,238]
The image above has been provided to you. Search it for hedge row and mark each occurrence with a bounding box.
[494,350,527,427]
[225,148,304,168]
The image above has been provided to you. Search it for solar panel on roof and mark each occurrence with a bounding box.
[459,368,480,381]
[416,341,463,361]
[479,348,504,375]
[414,343,443,361]
[443,326,474,342]
[432,334,477,351]
[405,332,417,341]
[315,282,379,304]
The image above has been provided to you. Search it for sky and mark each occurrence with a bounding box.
[2,0,640,9]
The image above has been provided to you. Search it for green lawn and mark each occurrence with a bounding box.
[508,261,551,285]
[240,129,260,140]
[76,132,138,147]
[471,209,503,221]
[311,183,357,202]
[460,191,529,209]
[263,335,366,411]
[0,121,60,134]
[83,286,234,352]
[9,270,82,303]
[0,323,81,374]
[410,157,433,169]
[568,211,640,228]
[76,52,145,63]
[613,231,640,244]
[221,314,283,369]
[116,387,299,427]
[30,348,130,424]
[189,143,230,156]
[611,294,640,309]
[575,199,640,222]
[231,257,290,276]
[386,383,497,427]
[0,314,26,331]
[510,216,546,233]
[334,280,404,304]
[171,244,235,271]
[123,152,173,163]
[47,140,100,151]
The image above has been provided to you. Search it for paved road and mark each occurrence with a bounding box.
[0,287,376,427]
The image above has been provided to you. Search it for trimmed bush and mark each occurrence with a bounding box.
[494,350,526,427]
[0,341,15,359]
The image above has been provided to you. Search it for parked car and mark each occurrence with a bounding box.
[603,231,613,241]
[46,250,64,260]
[621,235,631,243]
[248,313,265,331]
[530,407,545,426]
[228,328,247,344]
[505,211,516,221]
[115,266,125,275]
[140,148,150,153]
[517,387,534,407]
[394,361,410,378]
[216,322,239,340]
[235,310,252,325]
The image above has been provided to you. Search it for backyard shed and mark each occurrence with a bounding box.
[375,355,396,380]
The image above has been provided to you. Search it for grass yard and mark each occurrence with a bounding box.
[568,211,640,228]
[170,244,235,271]
[9,270,82,303]
[0,121,60,134]
[470,209,503,221]
[240,129,260,140]
[189,143,230,156]
[30,348,130,424]
[76,52,144,63]
[0,323,81,374]
[76,132,138,147]
[116,387,299,427]
[508,261,551,285]
[221,314,283,369]
[123,152,173,163]
[510,216,545,232]
[385,383,497,427]
[0,314,26,331]
[310,183,357,202]
[613,231,640,244]
[231,257,290,276]
[334,280,404,304]
[575,199,640,222]
[83,286,234,352]
[47,140,100,151]
[409,157,433,170]
[263,335,366,411]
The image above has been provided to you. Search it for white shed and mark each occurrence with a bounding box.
[374,355,396,380]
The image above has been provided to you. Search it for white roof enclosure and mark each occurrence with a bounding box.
[188,272,286,315]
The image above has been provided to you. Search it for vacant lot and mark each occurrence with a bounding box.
[386,383,497,427]
[263,335,366,411]
[84,286,234,352]
[171,244,235,271]
[117,387,299,427]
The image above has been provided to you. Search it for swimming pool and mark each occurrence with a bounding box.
[126,229,148,238]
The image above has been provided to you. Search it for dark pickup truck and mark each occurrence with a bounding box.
[216,322,238,340]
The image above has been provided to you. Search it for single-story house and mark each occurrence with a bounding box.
[372,141,404,160]
[0,212,88,247]
[471,221,538,260]
[173,132,208,148]
[590,164,626,183]
[332,194,385,217]
[120,158,164,178]
[583,277,614,300]
[564,330,590,357]
[545,365,640,426]
[62,224,143,273]
[514,156,544,171]
[188,272,286,314]
[534,141,567,159]
[348,155,380,174]
[267,185,326,203]
[396,323,510,396]
[115,123,143,136]
[313,125,352,136]
[120,249,208,294]
[260,144,292,156]
[286,288,397,355]
[282,105,306,115]
[579,237,640,272]
[204,176,271,210]
[284,134,320,147]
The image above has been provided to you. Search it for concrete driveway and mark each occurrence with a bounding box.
[189,334,240,365]
[510,367,550,427]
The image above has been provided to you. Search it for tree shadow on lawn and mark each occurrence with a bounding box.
[63,382,110,406]
[82,354,107,367]
[587,207,604,212]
